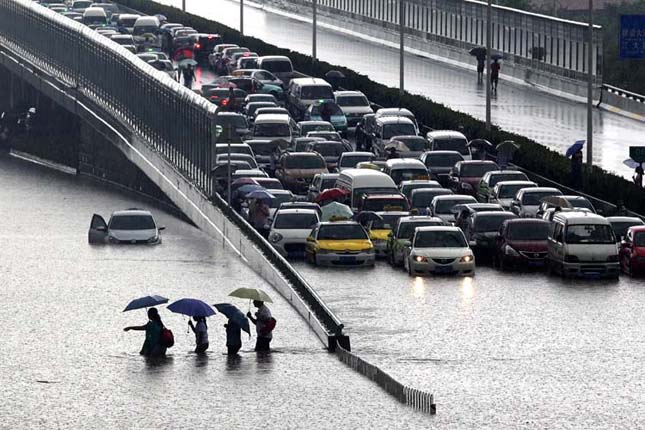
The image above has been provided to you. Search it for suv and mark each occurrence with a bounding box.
[511,187,563,218]
[419,150,464,185]
[448,161,499,196]
[477,170,529,203]
[369,116,417,157]
[426,130,471,160]
[275,152,329,193]
[286,78,334,121]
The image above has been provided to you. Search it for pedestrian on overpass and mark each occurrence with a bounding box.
[491,58,500,92]
[182,64,195,89]
[247,300,275,352]
[633,164,643,188]
[570,149,583,190]
[476,56,485,83]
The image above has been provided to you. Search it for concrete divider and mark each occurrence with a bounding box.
[599,84,645,122]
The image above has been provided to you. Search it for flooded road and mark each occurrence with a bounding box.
[0,155,429,428]
[159,0,645,180]
[294,261,645,428]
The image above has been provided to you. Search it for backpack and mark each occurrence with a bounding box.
[160,327,174,348]
[260,317,277,337]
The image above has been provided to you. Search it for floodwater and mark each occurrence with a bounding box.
[159,0,645,180]
[0,155,429,428]
[294,261,645,428]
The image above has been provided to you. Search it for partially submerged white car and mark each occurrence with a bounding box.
[88,209,164,244]
[404,226,475,276]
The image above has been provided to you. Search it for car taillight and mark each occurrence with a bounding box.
[194,43,201,49]
[221,99,228,106]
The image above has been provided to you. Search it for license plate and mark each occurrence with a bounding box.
[339,256,356,263]
[528,261,544,267]
[435,265,452,273]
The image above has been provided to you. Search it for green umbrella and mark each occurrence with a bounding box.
[228,287,273,303]
[178,58,198,68]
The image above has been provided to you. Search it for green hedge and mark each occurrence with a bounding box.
[121,0,645,215]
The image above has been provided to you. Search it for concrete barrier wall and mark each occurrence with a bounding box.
[600,85,645,122]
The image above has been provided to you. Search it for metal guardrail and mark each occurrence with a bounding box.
[0,0,349,348]
[336,346,436,414]
[602,84,645,104]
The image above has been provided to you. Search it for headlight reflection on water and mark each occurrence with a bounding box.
[412,276,426,298]
[461,276,474,300]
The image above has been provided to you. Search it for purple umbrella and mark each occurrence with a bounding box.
[167,299,216,317]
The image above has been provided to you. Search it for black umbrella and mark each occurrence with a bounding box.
[467,139,494,150]
[325,70,346,80]
[469,47,486,58]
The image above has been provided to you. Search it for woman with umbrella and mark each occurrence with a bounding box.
[188,317,209,354]
[182,63,196,89]
[123,307,167,357]
[167,298,216,354]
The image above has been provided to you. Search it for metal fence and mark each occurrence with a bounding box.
[336,346,436,414]
[0,0,215,195]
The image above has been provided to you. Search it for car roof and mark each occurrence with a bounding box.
[253,114,290,123]
[341,151,373,157]
[391,135,426,141]
[374,210,410,216]
[496,180,536,187]
[606,216,644,223]
[385,158,426,168]
[376,107,414,116]
[111,209,153,217]
[521,187,561,194]
[290,77,330,86]
[461,203,504,210]
[258,55,291,61]
[505,218,549,225]
[485,170,525,176]
[473,211,516,218]
[433,194,476,201]
[456,160,498,166]
[552,211,607,223]
[427,130,467,138]
[422,150,463,157]
[629,226,645,233]
[317,173,339,178]
[275,208,318,216]
[299,120,333,126]
[399,216,443,223]
[118,13,139,19]
[377,116,414,125]
[415,226,461,233]
[400,180,439,185]
[282,151,322,157]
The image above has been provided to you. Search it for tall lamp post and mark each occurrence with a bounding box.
[586,0,594,168]
[312,0,317,65]
[485,0,492,131]
[399,0,405,105]
[240,0,244,36]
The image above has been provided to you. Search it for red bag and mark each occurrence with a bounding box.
[260,317,277,336]
[160,328,174,348]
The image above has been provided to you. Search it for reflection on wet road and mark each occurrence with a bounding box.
[158,0,645,180]
[0,155,428,428]
[294,260,645,427]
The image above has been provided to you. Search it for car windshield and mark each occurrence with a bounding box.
[565,224,615,244]
[321,177,337,189]
[474,214,515,232]
[507,222,549,241]
[390,168,428,184]
[424,153,463,168]
[109,215,155,230]
[610,222,643,239]
[309,132,341,141]
[401,184,439,198]
[433,138,468,155]
[254,123,290,137]
[284,155,325,169]
[216,115,247,129]
[247,142,279,156]
[301,86,334,99]
[312,103,343,116]
[498,184,533,199]
[256,180,283,190]
[412,191,448,208]
[274,213,318,229]
[269,194,293,208]
[382,124,416,139]
[414,230,466,248]
[398,221,442,239]
[119,17,138,27]
[74,1,92,7]
[301,124,334,134]
[521,192,559,206]
[336,95,369,107]
[371,214,404,230]
[314,143,344,157]
[340,155,372,168]
[489,173,527,187]
[263,60,292,73]
[362,198,408,212]
[86,16,107,25]
[133,25,158,35]
[318,224,368,240]
[435,198,475,214]
[396,138,427,151]
[635,233,645,247]
[566,197,595,211]
[461,163,497,177]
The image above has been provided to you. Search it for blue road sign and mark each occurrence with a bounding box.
[620,15,645,59]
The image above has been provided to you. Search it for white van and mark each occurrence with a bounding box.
[286,78,334,121]
[374,108,419,135]
[133,16,160,36]
[383,158,429,185]
[547,212,619,279]
[335,169,398,210]
[252,114,298,143]
[82,7,107,28]
[256,55,294,82]
[426,130,472,160]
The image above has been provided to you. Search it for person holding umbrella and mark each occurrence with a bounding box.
[188,316,209,354]
[182,64,195,89]
[491,58,501,92]
[247,300,274,352]
[123,307,168,357]
[634,164,644,189]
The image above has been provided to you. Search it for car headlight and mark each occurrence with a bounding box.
[504,245,520,257]
[269,232,283,243]
[460,255,474,263]
[414,255,428,263]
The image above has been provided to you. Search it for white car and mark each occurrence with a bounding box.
[88,209,164,244]
[510,187,562,218]
[334,90,373,128]
[404,226,475,276]
[430,194,477,224]
[490,180,537,210]
[268,209,320,257]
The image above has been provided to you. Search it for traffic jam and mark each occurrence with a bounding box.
[49,1,645,279]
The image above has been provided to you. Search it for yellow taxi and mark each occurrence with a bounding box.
[368,211,410,257]
[305,221,375,267]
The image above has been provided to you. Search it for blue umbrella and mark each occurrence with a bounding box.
[123,295,168,312]
[213,303,250,335]
[167,298,216,317]
[624,158,641,169]
[565,140,585,158]
[246,190,275,201]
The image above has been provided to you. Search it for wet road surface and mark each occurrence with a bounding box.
[0,155,429,428]
[159,0,645,180]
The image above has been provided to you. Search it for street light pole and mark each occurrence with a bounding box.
[586,0,594,168]
[240,0,244,36]
[485,0,492,130]
[182,0,185,12]
[399,0,405,105]
[312,0,317,65]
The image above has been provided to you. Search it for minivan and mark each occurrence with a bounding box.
[82,7,107,28]
[252,114,298,144]
[335,169,398,210]
[256,56,295,83]
[383,158,429,185]
[426,130,472,160]
[286,78,334,121]
[547,212,619,279]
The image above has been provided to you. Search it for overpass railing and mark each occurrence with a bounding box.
[0,0,215,195]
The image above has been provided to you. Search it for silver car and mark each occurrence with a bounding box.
[88,209,164,244]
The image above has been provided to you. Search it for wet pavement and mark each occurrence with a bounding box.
[0,155,430,428]
[158,0,645,180]
[294,260,645,428]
